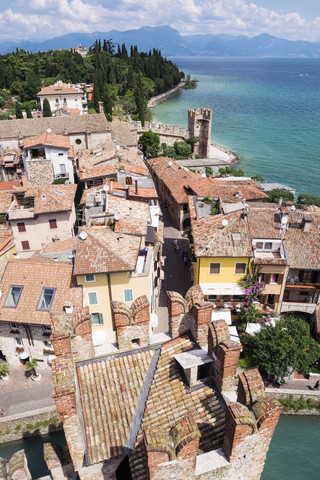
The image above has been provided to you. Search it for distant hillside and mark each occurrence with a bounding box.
[1,26,320,57]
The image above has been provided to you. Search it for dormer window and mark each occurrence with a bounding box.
[4,286,23,308]
[37,288,55,311]
[174,349,213,388]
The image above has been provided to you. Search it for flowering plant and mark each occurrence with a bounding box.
[16,346,24,353]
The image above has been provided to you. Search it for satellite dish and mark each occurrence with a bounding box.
[79,231,88,240]
[114,212,120,221]
[222,219,228,227]
[168,161,173,166]
[103,185,109,192]
[47,128,52,133]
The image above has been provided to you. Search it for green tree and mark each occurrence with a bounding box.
[219,166,245,177]
[139,130,160,157]
[102,85,113,121]
[186,135,199,153]
[15,101,23,119]
[42,98,52,117]
[206,166,213,177]
[298,193,320,207]
[25,104,32,118]
[245,316,320,379]
[26,358,39,378]
[264,188,294,204]
[174,140,192,159]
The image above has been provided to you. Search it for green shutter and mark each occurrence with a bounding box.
[98,313,104,324]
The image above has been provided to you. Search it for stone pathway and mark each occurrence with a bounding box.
[0,366,54,416]
[154,209,192,334]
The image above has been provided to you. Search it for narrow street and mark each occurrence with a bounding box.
[155,209,192,334]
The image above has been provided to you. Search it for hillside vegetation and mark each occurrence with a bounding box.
[0,40,184,123]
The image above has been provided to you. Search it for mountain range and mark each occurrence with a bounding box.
[1,25,320,58]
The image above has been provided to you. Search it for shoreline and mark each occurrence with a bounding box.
[148,82,184,108]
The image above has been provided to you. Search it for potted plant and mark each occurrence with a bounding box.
[0,363,9,381]
[25,358,41,381]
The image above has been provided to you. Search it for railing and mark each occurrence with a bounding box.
[286,281,320,289]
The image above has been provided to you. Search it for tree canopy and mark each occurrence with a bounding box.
[244,316,320,379]
[42,98,52,117]
[0,44,184,124]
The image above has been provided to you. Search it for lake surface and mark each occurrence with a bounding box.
[0,430,66,479]
[262,415,320,480]
[153,57,320,196]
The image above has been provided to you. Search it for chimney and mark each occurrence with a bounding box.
[303,215,313,233]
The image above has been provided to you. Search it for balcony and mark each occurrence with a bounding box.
[286,281,320,290]
[281,301,317,315]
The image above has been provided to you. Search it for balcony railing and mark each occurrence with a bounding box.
[286,281,320,289]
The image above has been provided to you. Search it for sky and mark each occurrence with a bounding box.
[1,0,320,43]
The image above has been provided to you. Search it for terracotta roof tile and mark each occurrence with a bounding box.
[37,82,83,96]
[12,184,76,215]
[0,258,82,325]
[147,157,202,204]
[76,336,225,470]
[21,133,73,158]
[285,210,320,269]
[190,177,268,202]
[73,227,140,275]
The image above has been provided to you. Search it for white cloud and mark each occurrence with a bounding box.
[0,0,320,42]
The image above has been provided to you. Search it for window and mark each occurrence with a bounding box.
[265,242,272,250]
[58,153,64,157]
[124,289,133,302]
[75,139,82,145]
[55,98,59,103]
[4,286,23,308]
[17,222,26,232]
[90,312,103,325]
[15,337,23,347]
[209,263,221,275]
[235,263,246,275]
[256,242,263,249]
[43,325,52,335]
[60,163,66,174]
[270,274,279,284]
[37,288,56,311]
[10,322,19,332]
[49,219,57,229]
[85,274,96,282]
[258,274,265,283]
[21,241,30,250]
[88,292,98,305]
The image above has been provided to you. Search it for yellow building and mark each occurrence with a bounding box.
[74,227,158,348]
[189,197,289,315]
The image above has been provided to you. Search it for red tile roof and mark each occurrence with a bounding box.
[147,157,202,204]
[0,258,82,325]
[37,82,83,96]
[21,133,73,158]
[190,177,268,202]
[73,227,140,275]
[12,184,76,215]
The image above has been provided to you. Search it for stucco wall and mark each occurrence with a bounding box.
[11,207,76,257]
[0,322,53,369]
[198,257,250,284]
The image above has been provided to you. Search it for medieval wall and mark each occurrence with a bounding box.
[25,159,54,184]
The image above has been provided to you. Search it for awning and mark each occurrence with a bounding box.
[200,283,244,296]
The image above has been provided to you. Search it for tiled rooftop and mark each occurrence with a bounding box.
[247,204,283,239]
[285,210,320,269]
[110,120,138,147]
[11,184,76,215]
[189,197,252,258]
[37,82,83,96]
[0,257,82,325]
[76,336,225,473]
[78,142,148,181]
[0,149,22,166]
[189,177,268,203]
[21,133,73,157]
[0,114,109,140]
[147,157,202,204]
[73,227,141,275]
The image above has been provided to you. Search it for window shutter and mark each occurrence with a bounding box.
[98,313,103,324]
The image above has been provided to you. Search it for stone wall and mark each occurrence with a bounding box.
[0,406,62,444]
[188,109,212,158]
[25,159,54,184]
[112,295,150,351]
[0,450,32,480]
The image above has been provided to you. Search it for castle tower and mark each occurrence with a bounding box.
[188,108,212,158]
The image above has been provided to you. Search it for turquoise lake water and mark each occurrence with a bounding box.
[153,57,320,196]
[153,57,320,478]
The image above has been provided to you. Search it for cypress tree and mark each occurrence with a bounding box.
[93,77,101,113]
[42,98,52,117]
[25,104,32,118]
[102,85,112,121]
[15,102,23,119]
